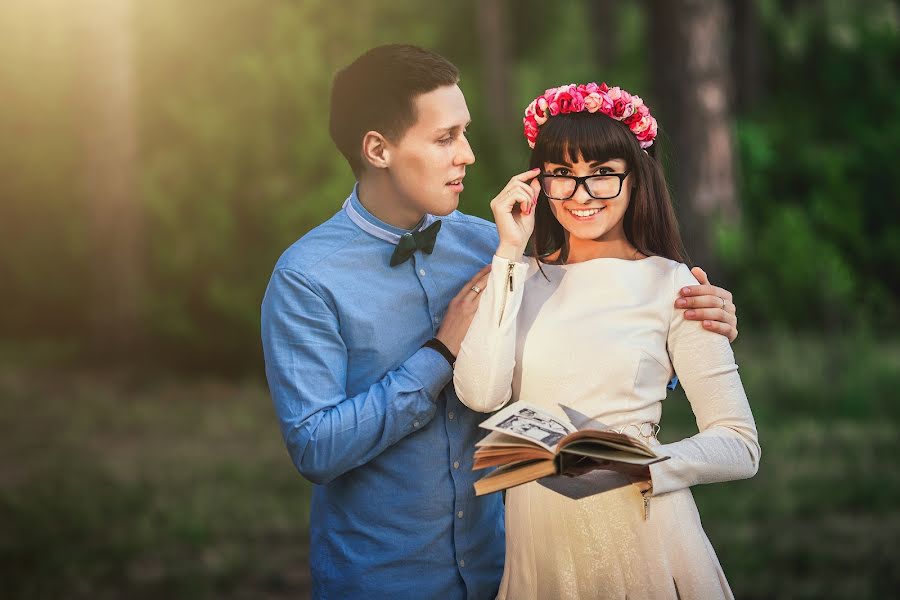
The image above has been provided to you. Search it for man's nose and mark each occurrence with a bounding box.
[456,136,475,165]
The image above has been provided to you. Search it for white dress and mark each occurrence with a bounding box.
[454,254,761,600]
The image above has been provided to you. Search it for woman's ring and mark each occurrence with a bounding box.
[471,285,482,294]
[720,297,727,309]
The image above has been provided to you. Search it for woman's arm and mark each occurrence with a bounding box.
[649,264,761,497]
[453,255,529,412]
[454,169,541,413]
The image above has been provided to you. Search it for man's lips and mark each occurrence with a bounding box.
[447,176,465,191]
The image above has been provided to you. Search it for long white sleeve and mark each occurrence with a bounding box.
[453,254,531,413]
[649,264,761,496]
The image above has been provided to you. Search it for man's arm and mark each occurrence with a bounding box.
[260,268,452,486]
[675,266,739,342]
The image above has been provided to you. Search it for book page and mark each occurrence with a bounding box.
[478,403,576,452]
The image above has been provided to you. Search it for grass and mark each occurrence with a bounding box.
[0,369,311,599]
[1,332,899,599]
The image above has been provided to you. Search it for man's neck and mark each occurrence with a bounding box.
[357,178,426,231]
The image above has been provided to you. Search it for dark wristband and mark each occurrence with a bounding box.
[423,338,456,368]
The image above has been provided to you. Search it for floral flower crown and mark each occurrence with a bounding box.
[523,82,659,149]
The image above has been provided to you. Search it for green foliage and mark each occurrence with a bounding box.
[722,4,900,331]
[0,1,897,367]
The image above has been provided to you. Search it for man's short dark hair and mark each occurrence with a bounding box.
[329,44,460,176]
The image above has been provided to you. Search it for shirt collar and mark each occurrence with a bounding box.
[343,183,436,245]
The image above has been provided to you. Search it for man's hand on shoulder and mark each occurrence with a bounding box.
[674,266,739,342]
[435,264,492,356]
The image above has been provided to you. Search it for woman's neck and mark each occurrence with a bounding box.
[561,234,644,263]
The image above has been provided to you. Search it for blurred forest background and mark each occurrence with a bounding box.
[1,0,898,598]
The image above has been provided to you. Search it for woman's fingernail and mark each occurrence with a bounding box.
[675,298,687,307]
[682,287,692,295]
[685,310,695,318]
[703,320,712,327]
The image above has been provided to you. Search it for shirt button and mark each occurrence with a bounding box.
[457,511,464,518]
[413,420,420,428]
[453,461,460,469]
[419,268,426,277]
[459,559,465,568]
[448,411,455,420]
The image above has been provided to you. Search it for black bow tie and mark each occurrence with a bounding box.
[390,220,442,267]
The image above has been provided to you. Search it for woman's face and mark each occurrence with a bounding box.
[542,155,632,244]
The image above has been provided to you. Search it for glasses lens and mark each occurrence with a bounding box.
[585,176,621,199]
[542,176,576,199]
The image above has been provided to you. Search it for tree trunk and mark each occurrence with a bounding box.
[647,0,739,272]
[477,0,513,134]
[588,0,620,72]
[731,0,763,113]
[75,0,142,355]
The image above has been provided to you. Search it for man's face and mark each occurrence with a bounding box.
[384,84,475,216]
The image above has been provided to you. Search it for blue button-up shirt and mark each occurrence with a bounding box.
[261,185,505,599]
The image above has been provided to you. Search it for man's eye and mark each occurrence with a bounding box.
[438,137,453,145]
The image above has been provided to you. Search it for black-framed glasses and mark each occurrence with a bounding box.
[537,170,631,200]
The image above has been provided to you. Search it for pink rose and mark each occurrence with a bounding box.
[524,117,539,147]
[630,115,652,135]
[636,117,658,147]
[607,86,622,101]
[624,103,648,125]
[534,97,549,124]
[552,86,585,114]
[543,86,562,98]
[584,91,614,116]
[579,82,601,95]
[547,99,561,116]
[613,98,634,119]
[598,92,614,115]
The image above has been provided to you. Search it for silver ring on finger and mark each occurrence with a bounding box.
[720,297,726,309]
[471,285,482,294]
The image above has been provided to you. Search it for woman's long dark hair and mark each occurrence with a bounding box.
[527,111,687,264]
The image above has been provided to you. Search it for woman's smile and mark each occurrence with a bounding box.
[565,205,606,220]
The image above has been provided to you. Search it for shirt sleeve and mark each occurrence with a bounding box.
[649,263,761,496]
[260,267,453,485]
[453,254,530,413]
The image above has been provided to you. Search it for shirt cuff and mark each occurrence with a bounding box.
[406,345,455,402]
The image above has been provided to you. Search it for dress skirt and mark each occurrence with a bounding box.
[496,470,734,600]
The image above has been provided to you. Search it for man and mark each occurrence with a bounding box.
[260,44,738,599]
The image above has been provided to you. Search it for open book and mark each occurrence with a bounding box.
[473,403,670,496]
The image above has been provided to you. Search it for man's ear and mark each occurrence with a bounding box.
[362,131,390,170]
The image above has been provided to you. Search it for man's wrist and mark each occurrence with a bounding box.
[422,338,456,368]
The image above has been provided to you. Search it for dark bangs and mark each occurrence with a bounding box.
[528,111,641,170]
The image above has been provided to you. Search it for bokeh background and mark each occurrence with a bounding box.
[2,0,899,598]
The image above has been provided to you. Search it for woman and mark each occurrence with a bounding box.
[453,83,760,599]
